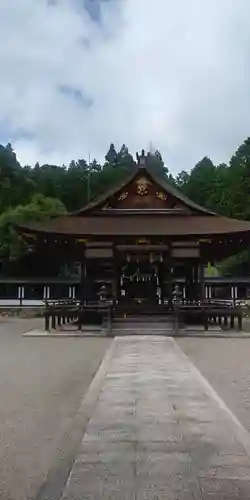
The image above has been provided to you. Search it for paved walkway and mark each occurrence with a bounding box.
[61,336,250,500]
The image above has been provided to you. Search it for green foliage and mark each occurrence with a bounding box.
[0,194,66,260]
[173,141,250,274]
[177,157,217,210]
[175,170,190,189]
[217,251,250,277]
[145,150,169,178]
[205,263,219,277]
[105,143,118,166]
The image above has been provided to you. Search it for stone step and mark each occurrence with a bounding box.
[113,317,173,322]
[112,330,171,336]
[113,322,172,329]
[113,317,172,322]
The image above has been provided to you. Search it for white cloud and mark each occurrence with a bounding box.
[0,0,250,172]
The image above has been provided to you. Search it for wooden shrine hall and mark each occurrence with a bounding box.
[17,150,250,331]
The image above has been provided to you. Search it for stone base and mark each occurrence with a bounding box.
[22,328,106,338]
[22,327,250,338]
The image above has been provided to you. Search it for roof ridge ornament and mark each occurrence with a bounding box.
[136,149,147,167]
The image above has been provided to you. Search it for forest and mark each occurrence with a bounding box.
[1,138,250,276]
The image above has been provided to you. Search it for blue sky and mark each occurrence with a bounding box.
[0,0,250,172]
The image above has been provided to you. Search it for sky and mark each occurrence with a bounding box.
[0,0,250,173]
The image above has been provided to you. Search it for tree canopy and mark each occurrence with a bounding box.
[0,139,250,274]
[0,194,65,262]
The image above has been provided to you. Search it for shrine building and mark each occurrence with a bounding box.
[17,150,250,313]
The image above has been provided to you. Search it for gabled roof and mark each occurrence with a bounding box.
[71,164,138,215]
[16,151,250,242]
[17,213,250,237]
[71,153,214,216]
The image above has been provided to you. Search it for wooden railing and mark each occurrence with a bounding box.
[44,299,113,335]
[44,299,80,330]
[172,299,243,331]
[0,277,247,307]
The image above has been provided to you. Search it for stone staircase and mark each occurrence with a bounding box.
[110,311,223,336]
[111,314,174,336]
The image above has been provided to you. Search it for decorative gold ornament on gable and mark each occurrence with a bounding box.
[136,177,149,196]
[135,238,150,244]
[118,191,128,201]
[76,238,88,244]
[156,191,167,201]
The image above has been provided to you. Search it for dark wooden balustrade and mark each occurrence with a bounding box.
[44,299,113,336]
[173,299,243,331]
[0,276,245,333]
[44,299,80,331]
[0,276,248,306]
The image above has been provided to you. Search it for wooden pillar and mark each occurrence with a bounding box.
[167,252,173,308]
[160,251,167,305]
[80,247,87,303]
[199,263,205,302]
[193,261,199,301]
[185,261,193,301]
[113,244,121,305]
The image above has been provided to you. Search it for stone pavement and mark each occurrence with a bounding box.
[61,336,250,500]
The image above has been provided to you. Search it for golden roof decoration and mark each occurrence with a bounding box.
[76,238,88,244]
[136,177,150,196]
[135,238,150,244]
[156,191,167,201]
[118,191,128,201]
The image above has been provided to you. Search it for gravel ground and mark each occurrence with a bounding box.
[177,337,250,434]
[2,320,250,500]
[0,318,110,500]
